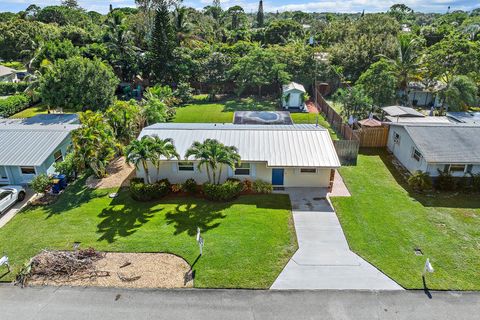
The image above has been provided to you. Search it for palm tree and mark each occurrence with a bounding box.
[125,136,157,184]
[150,136,180,177]
[381,36,420,105]
[185,139,241,184]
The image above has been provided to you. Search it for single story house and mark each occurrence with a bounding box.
[282,82,307,112]
[0,65,18,82]
[446,112,480,125]
[387,123,480,177]
[0,119,79,185]
[406,81,445,107]
[137,123,341,188]
[384,116,452,124]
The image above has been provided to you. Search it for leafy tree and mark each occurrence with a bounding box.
[357,59,398,107]
[149,2,176,83]
[264,19,304,45]
[388,4,414,25]
[141,85,178,124]
[225,6,246,30]
[442,75,478,111]
[71,111,120,178]
[105,99,142,144]
[53,152,77,179]
[30,39,79,70]
[334,86,373,119]
[257,0,264,28]
[126,136,157,184]
[39,56,119,111]
[150,136,180,177]
[229,46,291,96]
[203,52,231,100]
[62,0,79,8]
[185,139,241,184]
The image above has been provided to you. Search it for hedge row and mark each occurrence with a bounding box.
[0,94,30,118]
[0,82,29,95]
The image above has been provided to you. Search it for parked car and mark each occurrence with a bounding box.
[0,186,26,214]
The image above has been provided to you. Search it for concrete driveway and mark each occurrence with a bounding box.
[271,188,402,290]
[0,188,35,228]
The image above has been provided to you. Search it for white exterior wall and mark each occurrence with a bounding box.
[387,126,480,177]
[137,161,332,187]
[387,126,428,174]
[282,89,303,109]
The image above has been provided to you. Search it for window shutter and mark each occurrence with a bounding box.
[172,162,178,173]
[251,164,256,178]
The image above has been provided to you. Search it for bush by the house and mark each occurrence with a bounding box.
[203,180,243,201]
[0,94,30,117]
[408,171,432,192]
[434,170,455,191]
[53,153,76,180]
[183,178,198,194]
[242,179,253,192]
[472,174,480,192]
[0,82,29,95]
[129,178,171,201]
[171,183,182,193]
[253,180,273,194]
[174,82,194,104]
[30,174,53,194]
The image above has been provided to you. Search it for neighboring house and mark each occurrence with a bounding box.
[0,117,79,185]
[384,116,452,124]
[387,123,480,177]
[407,81,445,108]
[0,65,18,83]
[137,123,341,187]
[282,82,307,112]
[446,112,480,125]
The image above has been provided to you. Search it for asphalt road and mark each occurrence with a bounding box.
[1,285,479,320]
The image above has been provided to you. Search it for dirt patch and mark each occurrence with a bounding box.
[29,252,193,289]
[86,157,135,189]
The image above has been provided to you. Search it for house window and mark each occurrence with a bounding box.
[393,132,401,145]
[412,148,422,162]
[54,150,63,163]
[0,167,7,179]
[449,164,466,173]
[178,162,194,172]
[300,168,317,174]
[234,163,250,175]
[20,166,36,175]
[466,164,473,173]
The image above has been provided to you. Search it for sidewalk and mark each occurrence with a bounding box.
[271,187,401,290]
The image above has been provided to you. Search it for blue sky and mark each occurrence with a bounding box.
[0,1,478,14]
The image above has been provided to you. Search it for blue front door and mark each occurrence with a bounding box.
[272,168,284,186]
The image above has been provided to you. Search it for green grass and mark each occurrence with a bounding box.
[174,97,338,139]
[331,150,480,290]
[0,180,297,288]
[10,104,48,118]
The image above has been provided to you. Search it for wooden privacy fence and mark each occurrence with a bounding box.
[333,140,360,165]
[353,126,389,148]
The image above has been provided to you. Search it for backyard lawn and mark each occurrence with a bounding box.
[0,180,297,288]
[174,97,338,139]
[331,150,480,290]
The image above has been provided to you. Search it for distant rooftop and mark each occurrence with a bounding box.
[0,113,79,125]
[385,116,452,124]
[446,112,480,125]
[282,82,306,93]
[382,106,424,118]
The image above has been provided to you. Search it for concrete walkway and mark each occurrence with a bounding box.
[271,188,402,290]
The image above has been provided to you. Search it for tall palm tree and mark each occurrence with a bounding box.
[381,36,420,105]
[150,135,180,176]
[185,139,241,184]
[125,136,157,184]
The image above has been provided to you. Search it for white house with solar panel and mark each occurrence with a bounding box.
[0,115,79,185]
[136,123,341,188]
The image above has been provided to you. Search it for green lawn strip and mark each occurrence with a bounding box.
[331,150,480,290]
[10,105,48,118]
[0,180,297,288]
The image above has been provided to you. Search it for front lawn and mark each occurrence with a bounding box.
[331,150,480,290]
[0,180,297,288]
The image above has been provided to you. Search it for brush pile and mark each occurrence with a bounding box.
[16,248,107,287]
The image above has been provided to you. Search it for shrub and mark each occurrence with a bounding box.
[183,178,198,194]
[171,183,182,193]
[252,180,273,194]
[0,94,30,117]
[0,82,29,95]
[472,174,480,192]
[203,180,243,201]
[30,174,53,194]
[53,152,76,180]
[408,171,432,192]
[174,82,194,104]
[435,169,455,191]
[129,178,171,201]
[243,179,253,192]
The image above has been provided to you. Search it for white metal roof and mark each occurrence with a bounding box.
[0,65,16,77]
[385,116,452,124]
[0,124,79,166]
[282,82,306,93]
[139,123,340,168]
